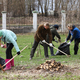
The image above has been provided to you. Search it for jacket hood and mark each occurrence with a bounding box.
[71,25,76,31]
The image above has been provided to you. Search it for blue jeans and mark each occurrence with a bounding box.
[49,47,54,55]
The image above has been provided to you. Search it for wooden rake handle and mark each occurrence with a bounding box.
[2,45,28,68]
[44,41,70,57]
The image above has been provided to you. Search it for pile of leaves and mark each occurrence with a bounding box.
[36,59,64,72]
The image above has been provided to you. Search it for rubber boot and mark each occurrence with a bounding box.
[4,59,11,71]
[11,59,14,67]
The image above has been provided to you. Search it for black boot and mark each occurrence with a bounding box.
[74,50,77,55]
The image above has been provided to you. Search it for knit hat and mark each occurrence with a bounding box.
[0,30,2,37]
[53,25,59,29]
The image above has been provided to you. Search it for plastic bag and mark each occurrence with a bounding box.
[55,42,70,55]
[0,57,5,69]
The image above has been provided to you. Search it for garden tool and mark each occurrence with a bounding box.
[43,41,70,57]
[0,45,28,72]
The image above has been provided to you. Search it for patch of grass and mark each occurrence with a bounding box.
[0,33,80,80]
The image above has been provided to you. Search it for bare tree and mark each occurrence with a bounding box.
[38,0,44,16]
[25,0,36,16]
[0,0,3,17]
[54,0,59,17]
[3,0,7,11]
[1,0,80,24]
[7,0,25,17]
[44,0,48,16]
[51,0,53,10]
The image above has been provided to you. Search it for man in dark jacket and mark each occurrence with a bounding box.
[65,23,80,55]
[46,25,61,56]
[30,22,52,60]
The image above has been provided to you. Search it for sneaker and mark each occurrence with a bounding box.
[74,54,77,55]
[51,54,55,56]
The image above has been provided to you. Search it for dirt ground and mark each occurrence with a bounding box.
[0,64,80,80]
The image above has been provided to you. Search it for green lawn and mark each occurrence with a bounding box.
[0,33,80,80]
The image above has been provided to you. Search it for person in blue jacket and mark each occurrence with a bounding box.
[65,23,80,55]
[0,29,20,70]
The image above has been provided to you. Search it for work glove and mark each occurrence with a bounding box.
[64,40,67,43]
[3,44,7,48]
[1,44,4,48]
[58,39,61,43]
[17,51,20,55]
[42,40,46,43]
[49,43,53,47]
[1,44,7,48]
[68,41,71,45]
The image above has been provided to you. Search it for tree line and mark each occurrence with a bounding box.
[0,0,80,20]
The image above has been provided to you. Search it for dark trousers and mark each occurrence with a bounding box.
[49,47,54,55]
[74,38,80,55]
[39,41,54,56]
[6,43,14,59]
[30,40,49,58]
[43,43,49,57]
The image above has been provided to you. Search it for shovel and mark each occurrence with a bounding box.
[0,45,28,72]
[43,41,70,57]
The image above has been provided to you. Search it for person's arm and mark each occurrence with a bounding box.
[70,30,77,42]
[37,26,44,41]
[54,30,61,39]
[66,31,71,41]
[48,29,52,43]
[7,34,20,52]
[0,39,1,46]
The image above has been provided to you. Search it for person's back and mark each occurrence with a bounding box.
[1,30,17,43]
[34,24,52,43]
[46,25,61,42]
[46,25,61,56]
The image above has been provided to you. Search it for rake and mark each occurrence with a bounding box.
[43,41,70,57]
[0,45,28,72]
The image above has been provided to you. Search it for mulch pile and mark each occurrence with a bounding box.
[36,59,64,72]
